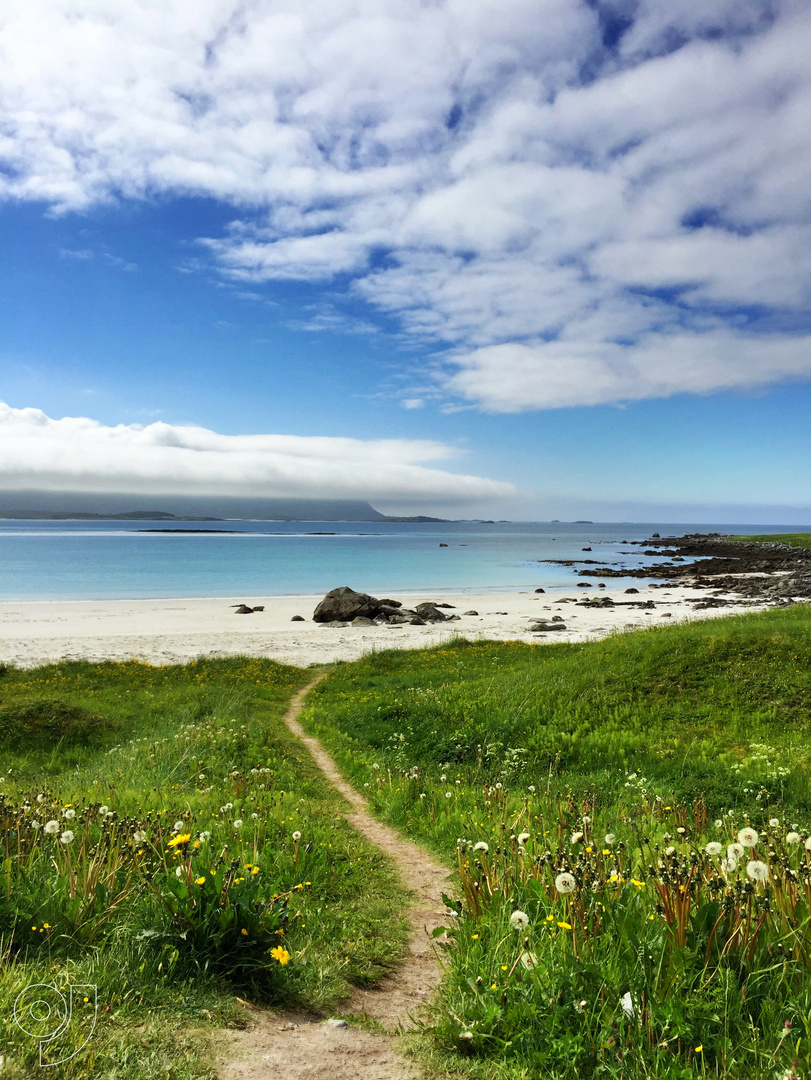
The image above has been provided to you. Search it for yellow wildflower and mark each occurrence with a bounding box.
[271,946,290,965]
[557,921,572,930]
[168,833,191,847]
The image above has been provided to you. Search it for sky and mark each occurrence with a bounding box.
[0,0,810,522]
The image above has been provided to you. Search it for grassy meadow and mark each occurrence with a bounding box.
[732,533,811,550]
[0,657,410,1078]
[1,603,810,1079]
[301,605,811,1080]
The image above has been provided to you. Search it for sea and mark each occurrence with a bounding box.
[0,520,800,603]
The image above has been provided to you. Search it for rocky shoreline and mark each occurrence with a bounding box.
[546,533,811,607]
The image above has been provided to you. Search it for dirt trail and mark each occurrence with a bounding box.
[216,674,452,1080]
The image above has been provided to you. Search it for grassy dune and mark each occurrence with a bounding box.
[302,606,811,1080]
[0,657,410,1079]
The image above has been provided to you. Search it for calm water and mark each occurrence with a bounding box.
[0,520,799,602]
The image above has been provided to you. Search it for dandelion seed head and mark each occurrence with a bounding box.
[737,827,758,848]
[570,831,584,844]
[728,842,745,860]
[44,820,60,835]
[604,833,616,845]
[786,831,801,844]
[510,910,530,929]
[60,830,74,845]
[555,872,576,895]
[292,831,302,842]
[233,819,243,828]
[473,842,489,853]
[746,859,769,883]
[769,818,780,828]
[705,842,723,856]
[518,832,530,845]
[721,857,737,873]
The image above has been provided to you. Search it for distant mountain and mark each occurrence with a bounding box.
[0,491,450,522]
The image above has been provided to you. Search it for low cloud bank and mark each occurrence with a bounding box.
[0,403,515,505]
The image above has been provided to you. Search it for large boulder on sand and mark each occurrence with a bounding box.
[313,586,385,623]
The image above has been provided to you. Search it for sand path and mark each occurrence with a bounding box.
[216,674,451,1080]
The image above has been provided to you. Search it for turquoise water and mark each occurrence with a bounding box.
[0,520,799,601]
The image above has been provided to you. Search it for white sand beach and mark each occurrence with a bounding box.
[0,582,771,669]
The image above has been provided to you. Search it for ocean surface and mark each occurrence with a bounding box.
[0,520,799,602]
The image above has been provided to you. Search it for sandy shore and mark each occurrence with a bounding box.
[0,582,773,669]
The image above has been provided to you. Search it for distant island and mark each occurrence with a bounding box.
[0,493,452,523]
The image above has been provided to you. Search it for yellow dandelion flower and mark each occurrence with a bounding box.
[195,876,206,885]
[557,921,572,930]
[252,866,260,875]
[168,833,192,847]
[271,946,290,965]
[695,1045,703,1053]
[241,928,249,936]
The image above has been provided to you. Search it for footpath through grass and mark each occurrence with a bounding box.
[732,533,811,550]
[301,606,811,1080]
[0,657,410,1079]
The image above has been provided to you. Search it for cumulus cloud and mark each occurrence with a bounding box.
[0,403,514,504]
[1,0,810,409]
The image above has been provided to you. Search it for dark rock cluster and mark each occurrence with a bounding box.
[312,586,463,627]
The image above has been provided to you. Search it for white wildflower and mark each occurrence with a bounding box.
[665,846,676,856]
[176,866,183,878]
[37,794,45,804]
[445,792,452,798]
[620,992,635,1018]
[133,830,146,843]
[555,872,576,894]
[459,1031,474,1042]
[570,832,584,844]
[805,837,811,852]
[528,785,536,793]
[473,842,489,853]
[746,860,769,883]
[31,820,41,830]
[292,831,302,842]
[99,805,109,817]
[251,813,259,820]
[518,832,530,845]
[199,831,212,842]
[509,910,530,929]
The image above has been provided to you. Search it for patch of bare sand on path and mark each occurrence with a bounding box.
[216,676,452,1080]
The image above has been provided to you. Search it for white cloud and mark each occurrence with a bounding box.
[0,402,514,503]
[1,0,810,409]
[446,331,811,411]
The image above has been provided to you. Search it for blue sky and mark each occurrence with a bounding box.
[1,0,809,522]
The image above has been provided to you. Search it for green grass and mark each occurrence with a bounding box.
[300,606,811,1079]
[731,532,811,549]
[0,657,410,1079]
